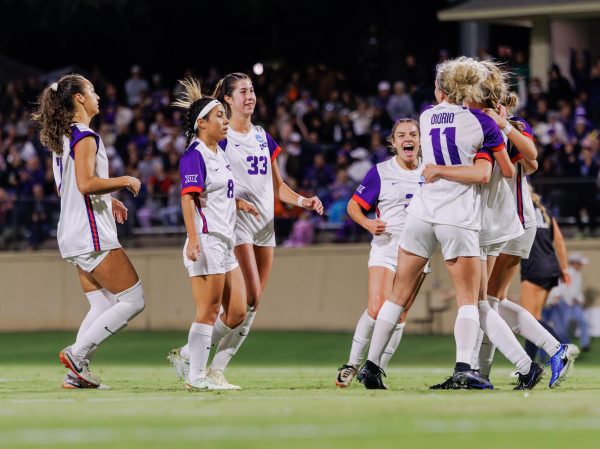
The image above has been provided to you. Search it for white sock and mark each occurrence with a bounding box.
[187,322,213,384]
[210,306,256,372]
[75,289,117,362]
[498,298,561,357]
[211,315,233,347]
[380,322,405,370]
[471,329,485,370]
[71,281,145,359]
[366,301,404,367]
[348,310,375,366]
[476,296,500,376]
[454,304,479,366]
[478,301,531,375]
[180,343,190,360]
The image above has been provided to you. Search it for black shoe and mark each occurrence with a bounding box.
[451,369,494,390]
[429,375,455,390]
[358,360,387,390]
[514,362,545,390]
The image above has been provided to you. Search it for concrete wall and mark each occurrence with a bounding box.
[1,241,599,334]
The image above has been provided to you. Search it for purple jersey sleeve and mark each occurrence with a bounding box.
[69,125,99,158]
[507,116,534,162]
[265,133,282,161]
[352,165,381,211]
[469,109,506,153]
[180,142,206,196]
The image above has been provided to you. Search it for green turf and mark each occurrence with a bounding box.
[1,331,599,449]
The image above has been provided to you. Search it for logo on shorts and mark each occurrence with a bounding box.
[357,185,366,194]
[185,174,198,184]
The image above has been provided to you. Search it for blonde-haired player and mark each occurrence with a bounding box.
[359,57,502,389]
[33,74,145,388]
[173,78,259,390]
[336,119,428,388]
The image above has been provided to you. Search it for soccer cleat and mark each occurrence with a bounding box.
[547,344,579,388]
[336,364,359,388]
[358,360,387,390]
[429,375,455,390]
[62,373,110,390]
[514,362,545,390]
[451,370,494,390]
[207,368,241,390]
[59,346,100,388]
[185,377,231,391]
[167,347,190,381]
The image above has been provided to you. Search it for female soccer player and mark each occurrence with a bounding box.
[481,93,578,388]
[359,57,502,390]
[169,73,323,388]
[335,118,427,388]
[33,74,145,388]
[466,61,545,390]
[173,79,259,391]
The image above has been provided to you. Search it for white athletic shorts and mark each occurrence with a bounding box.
[368,234,401,272]
[234,219,276,247]
[501,226,536,259]
[183,234,239,277]
[401,214,480,260]
[479,241,507,261]
[65,250,111,273]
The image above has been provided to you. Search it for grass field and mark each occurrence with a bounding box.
[1,331,599,449]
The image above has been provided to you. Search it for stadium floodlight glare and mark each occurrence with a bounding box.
[253,63,264,76]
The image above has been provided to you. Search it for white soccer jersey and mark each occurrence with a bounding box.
[218,125,281,243]
[52,123,120,258]
[352,157,424,241]
[180,138,236,246]
[408,102,505,230]
[506,116,537,229]
[480,133,524,245]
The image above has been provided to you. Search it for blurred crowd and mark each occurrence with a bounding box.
[2,47,600,250]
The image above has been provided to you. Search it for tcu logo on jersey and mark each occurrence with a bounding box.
[185,174,198,184]
[357,185,366,194]
[255,134,268,150]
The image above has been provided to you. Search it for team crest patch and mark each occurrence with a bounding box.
[185,174,198,184]
[255,134,268,150]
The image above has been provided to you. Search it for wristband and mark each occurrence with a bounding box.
[296,196,306,208]
[501,122,513,136]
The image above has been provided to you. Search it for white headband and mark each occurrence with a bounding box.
[50,82,58,92]
[193,99,221,131]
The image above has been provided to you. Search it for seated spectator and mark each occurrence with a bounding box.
[386,81,415,121]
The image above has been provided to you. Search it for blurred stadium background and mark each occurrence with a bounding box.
[1,1,600,448]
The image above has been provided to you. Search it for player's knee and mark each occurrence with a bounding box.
[118,281,145,315]
[247,288,262,309]
[367,294,386,318]
[226,309,246,328]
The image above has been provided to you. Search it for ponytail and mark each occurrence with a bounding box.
[172,77,218,143]
[32,74,88,154]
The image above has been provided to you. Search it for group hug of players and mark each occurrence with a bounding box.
[34,56,576,391]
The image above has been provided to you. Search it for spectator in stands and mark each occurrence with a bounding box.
[386,81,415,121]
[124,65,149,107]
[548,64,573,109]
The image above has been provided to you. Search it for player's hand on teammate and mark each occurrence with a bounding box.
[366,218,387,236]
[237,199,261,220]
[483,108,508,129]
[123,176,141,196]
[422,164,442,183]
[302,196,324,215]
[186,236,201,261]
[111,198,128,224]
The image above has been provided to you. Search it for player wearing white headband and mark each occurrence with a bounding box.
[169,73,323,389]
[173,78,259,391]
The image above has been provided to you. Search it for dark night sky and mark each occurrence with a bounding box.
[0,0,460,85]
